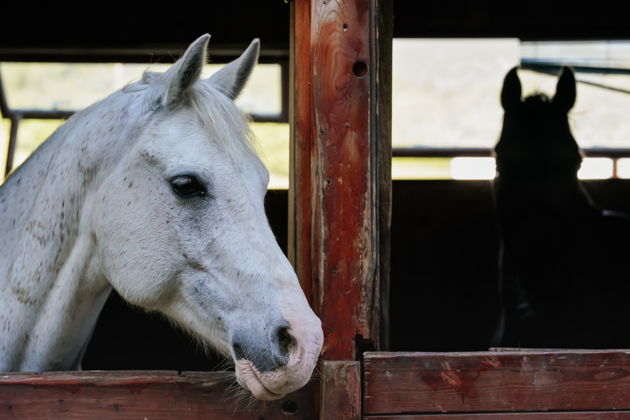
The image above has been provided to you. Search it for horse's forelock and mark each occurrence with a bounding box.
[187,82,258,157]
[523,93,551,105]
[120,67,258,163]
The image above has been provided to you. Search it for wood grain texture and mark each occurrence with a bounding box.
[289,0,315,306]
[371,0,392,351]
[364,351,630,415]
[365,413,630,419]
[290,0,391,361]
[311,0,373,360]
[320,361,361,420]
[0,371,313,419]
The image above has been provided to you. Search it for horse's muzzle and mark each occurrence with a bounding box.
[232,317,323,400]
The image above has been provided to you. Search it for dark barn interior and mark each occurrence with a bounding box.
[2,1,630,370]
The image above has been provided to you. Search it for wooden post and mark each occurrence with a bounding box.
[319,361,361,420]
[289,0,392,361]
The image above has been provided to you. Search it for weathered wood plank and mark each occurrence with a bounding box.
[364,351,630,415]
[0,370,313,419]
[320,361,361,420]
[365,413,630,419]
[312,0,372,359]
[371,0,392,351]
[291,0,372,360]
[290,0,391,361]
[289,0,315,306]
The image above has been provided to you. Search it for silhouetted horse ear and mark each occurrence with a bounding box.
[501,67,522,110]
[553,66,576,112]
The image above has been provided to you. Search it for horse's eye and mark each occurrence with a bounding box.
[169,175,207,199]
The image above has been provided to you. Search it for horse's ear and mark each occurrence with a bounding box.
[501,67,522,110]
[163,34,210,108]
[207,39,260,100]
[553,66,576,112]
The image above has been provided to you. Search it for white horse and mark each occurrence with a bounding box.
[0,34,323,401]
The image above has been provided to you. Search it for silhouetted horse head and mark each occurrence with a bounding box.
[492,66,630,349]
[495,66,582,181]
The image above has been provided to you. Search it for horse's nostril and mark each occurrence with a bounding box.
[277,326,295,355]
[231,326,293,372]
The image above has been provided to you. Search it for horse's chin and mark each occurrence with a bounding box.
[234,359,286,401]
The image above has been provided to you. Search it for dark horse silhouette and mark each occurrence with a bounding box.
[493,66,630,348]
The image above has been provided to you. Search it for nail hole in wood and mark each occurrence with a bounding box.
[282,400,298,414]
[352,61,367,78]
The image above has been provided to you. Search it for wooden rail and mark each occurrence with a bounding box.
[365,413,630,419]
[364,351,630,417]
[0,371,314,419]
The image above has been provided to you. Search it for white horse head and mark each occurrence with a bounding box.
[0,34,323,401]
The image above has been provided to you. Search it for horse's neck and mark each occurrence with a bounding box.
[0,98,137,371]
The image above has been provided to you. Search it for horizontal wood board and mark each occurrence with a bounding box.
[365,412,630,419]
[0,370,313,419]
[364,351,630,415]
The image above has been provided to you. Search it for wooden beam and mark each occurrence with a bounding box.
[364,351,630,415]
[289,0,392,361]
[0,371,313,419]
[289,0,315,308]
[365,413,630,420]
[372,0,393,351]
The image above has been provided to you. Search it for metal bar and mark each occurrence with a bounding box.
[5,114,21,176]
[577,79,630,95]
[4,106,276,124]
[521,62,630,95]
[249,113,285,123]
[392,147,630,158]
[7,109,280,123]
[280,58,289,123]
[0,47,291,64]
[392,147,491,158]
[8,109,74,119]
[0,69,11,118]
[521,60,630,76]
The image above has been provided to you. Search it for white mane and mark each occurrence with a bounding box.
[130,69,258,161]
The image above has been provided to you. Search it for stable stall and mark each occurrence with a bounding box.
[2,1,630,418]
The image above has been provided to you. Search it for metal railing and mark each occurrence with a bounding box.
[0,57,289,177]
[392,147,630,179]
[0,72,73,176]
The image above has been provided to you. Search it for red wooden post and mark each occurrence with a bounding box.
[289,0,392,362]
[290,1,390,417]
